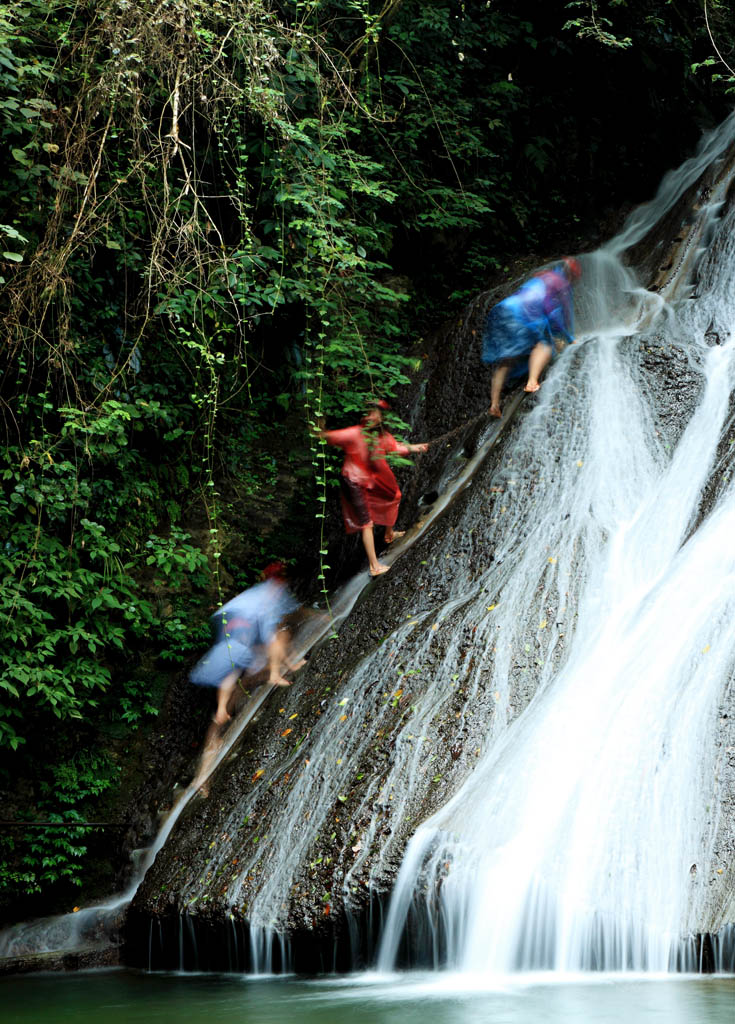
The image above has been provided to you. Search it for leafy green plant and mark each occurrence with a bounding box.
[0,751,119,894]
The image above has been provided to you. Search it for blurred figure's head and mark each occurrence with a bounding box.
[263,561,287,583]
[562,257,582,282]
[363,398,390,430]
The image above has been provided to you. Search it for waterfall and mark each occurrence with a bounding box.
[128,114,735,976]
[375,114,735,974]
[11,116,735,977]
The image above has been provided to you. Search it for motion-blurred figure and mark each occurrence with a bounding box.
[319,400,429,576]
[482,257,582,417]
[190,564,304,794]
[190,563,301,723]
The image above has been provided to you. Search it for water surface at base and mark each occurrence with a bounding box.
[2,970,733,1024]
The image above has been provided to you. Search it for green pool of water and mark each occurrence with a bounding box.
[2,970,733,1024]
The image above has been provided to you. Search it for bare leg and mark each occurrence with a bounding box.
[361,524,389,576]
[214,670,239,725]
[266,630,293,687]
[490,363,510,417]
[192,719,224,796]
[525,343,552,392]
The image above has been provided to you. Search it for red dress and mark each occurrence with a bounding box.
[323,425,374,534]
[369,432,409,529]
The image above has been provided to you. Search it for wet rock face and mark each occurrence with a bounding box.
[708,687,735,935]
[130,412,530,950]
[0,947,120,976]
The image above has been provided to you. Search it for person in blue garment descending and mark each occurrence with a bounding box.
[190,563,303,726]
[189,563,306,795]
[482,257,582,417]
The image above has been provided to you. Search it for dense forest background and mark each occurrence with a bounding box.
[1,0,734,923]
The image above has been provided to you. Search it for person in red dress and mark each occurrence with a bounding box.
[319,400,429,576]
[368,400,428,543]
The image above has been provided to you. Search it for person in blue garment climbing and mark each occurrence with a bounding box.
[482,257,582,417]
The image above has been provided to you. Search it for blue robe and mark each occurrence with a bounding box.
[482,269,574,377]
[189,580,297,687]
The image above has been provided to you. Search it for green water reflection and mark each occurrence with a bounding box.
[1,970,733,1024]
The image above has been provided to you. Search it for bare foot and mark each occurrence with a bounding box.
[524,381,541,393]
[489,405,502,418]
[213,709,231,727]
[268,675,292,687]
[287,658,306,672]
[385,530,405,544]
[369,563,390,577]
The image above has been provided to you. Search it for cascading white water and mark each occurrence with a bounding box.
[376,115,735,974]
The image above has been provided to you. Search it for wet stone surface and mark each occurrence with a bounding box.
[130,402,531,946]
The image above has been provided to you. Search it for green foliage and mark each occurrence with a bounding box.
[0,433,210,750]
[695,0,735,92]
[0,751,119,894]
[145,530,210,587]
[563,1,632,49]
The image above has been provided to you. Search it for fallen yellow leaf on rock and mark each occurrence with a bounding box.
[289,713,298,720]
[487,604,496,611]
[281,728,292,737]
[548,557,556,563]
[340,714,347,722]
[577,460,584,468]
[431,623,439,631]
[702,644,711,654]
[252,769,265,782]
[539,619,547,629]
